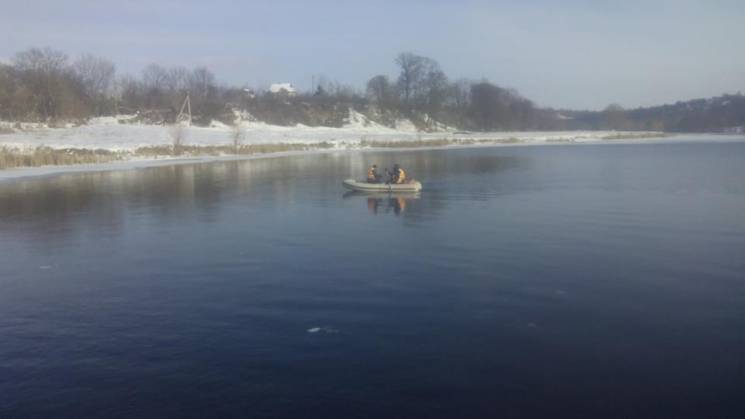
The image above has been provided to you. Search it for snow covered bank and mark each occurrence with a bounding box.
[1,133,744,182]
[1,114,667,152]
[2,114,743,181]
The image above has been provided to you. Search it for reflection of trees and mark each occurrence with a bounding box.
[0,156,335,246]
[0,147,529,247]
[0,173,125,248]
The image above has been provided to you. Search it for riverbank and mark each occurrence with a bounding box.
[3,133,745,182]
[0,115,664,156]
[3,116,745,181]
[1,133,668,171]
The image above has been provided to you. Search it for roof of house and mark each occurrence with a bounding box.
[269,83,296,93]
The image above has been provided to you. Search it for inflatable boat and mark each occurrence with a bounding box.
[343,190,421,200]
[343,178,423,192]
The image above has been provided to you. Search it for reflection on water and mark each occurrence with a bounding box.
[343,190,420,216]
[1,143,745,418]
[0,149,525,246]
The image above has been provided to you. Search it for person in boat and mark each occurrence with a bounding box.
[367,164,381,183]
[394,164,407,184]
[384,167,394,184]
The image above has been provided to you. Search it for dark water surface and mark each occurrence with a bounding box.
[1,142,744,418]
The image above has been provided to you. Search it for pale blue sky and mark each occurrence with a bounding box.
[1,0,744,109]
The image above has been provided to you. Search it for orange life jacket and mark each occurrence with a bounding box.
[396,168,407,184]
[367,167,376,181]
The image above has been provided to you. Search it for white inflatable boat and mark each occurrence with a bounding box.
[343,190,421,200]
[343,178,423,192]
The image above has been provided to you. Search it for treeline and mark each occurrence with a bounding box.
[559,95,745,133]
[2,47,743,132]
[362,53,560,130]
[0,47,561,131]
[0,48,113,121]
[0,48,230,125]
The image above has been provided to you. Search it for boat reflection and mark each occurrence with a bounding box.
[343,190,420,216]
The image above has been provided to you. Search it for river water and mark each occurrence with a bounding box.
[1,142,744,418]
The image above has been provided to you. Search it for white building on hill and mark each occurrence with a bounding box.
[269,83,297,96]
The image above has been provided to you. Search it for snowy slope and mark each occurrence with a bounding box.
[0,114,672,152]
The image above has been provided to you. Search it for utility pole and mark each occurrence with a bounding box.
[177,93,192,126]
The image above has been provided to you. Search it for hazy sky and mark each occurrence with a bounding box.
[1,0,744,109]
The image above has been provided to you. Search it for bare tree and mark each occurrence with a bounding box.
[0,64,17,119]
[116,75,143,112]
[142,64,167,90]
[14,47,68,74]
[366,75,395,108]
[314,76,357,100]
[13,47,71,120]
[395,52,448,112]
[142,64,168,108]
[73,54,115,115]
[189,67,216,99]
[421,65,448,113]
[330,81,358,100]
[395,52,425,107]
[467,81,537,131]
[469,81,510,131]
[187,67,219,121]
[439,78,472,128]
[165,66,189,93]
[451,79,471,108]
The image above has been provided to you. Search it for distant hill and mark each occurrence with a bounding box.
[559,93,745,133]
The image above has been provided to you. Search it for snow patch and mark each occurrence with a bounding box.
[307,326,339,334]
[209,120,231,129]
[0,116,676,152]
[421,114,456,132]
[393,118,418,132]
[344,109,393,131]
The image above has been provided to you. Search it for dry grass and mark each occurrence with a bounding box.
[134,142,336,157]
[0,131,672,171]
[169,124,186,155]
[360,138,474,148]
[0,146,123,170]
[238,142,335,154]
[601,132,668,140]
[231,124,244,152]
[491,137,522,144]
[360,137,532,148]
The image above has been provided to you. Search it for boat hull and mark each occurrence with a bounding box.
[343,178,422,192]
